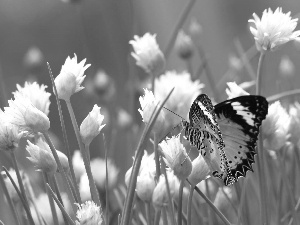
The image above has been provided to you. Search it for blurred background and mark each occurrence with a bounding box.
[1,0,300,223]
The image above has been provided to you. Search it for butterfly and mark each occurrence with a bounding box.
[183,94,268,186]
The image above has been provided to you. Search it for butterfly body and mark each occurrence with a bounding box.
[183,94,268,186]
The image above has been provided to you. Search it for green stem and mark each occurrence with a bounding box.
[42,131,77,214]
[0,171,20,225]
[187,185,194,225]
[47,63,81,205]
[103,134,109,225]
[43,173,59,225]
[267,89,300,103]
[154,133,161,180]
[151,71,155,94]
[255,51,267,225]
[162,207,168,225]
[193,184,232,225]
[163,0,197,59]
[154,209,161,225]
[145,202,152,225]
[46,184,76,225]
[177,180,185,225]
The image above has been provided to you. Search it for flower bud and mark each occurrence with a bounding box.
[175,30,195,60]
[72,150,86,180]
[188,155,210,187]
[26,140,57,174]
[80,105,105,146]
[279,55,295,78]
[136,172,156,202]
[57,150,69,173]
[54,72,77,101]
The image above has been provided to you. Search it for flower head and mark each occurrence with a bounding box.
[90,158,119,190]
[249,8,300,52]
[225,82,249,99]
[159,135,192,180]
[80,105,105,146]
[175,30,195,59]
[262,101,290,151]
[0,110,24,151]
[136,171,156,202]
[155,71,203,125]
[130,33,165,75]
[75,201,103,225]
[5,95,50,134]
[72,150,86,180]
[26,140,57,174]
[14,82,51,115]
[188,155,210,186]
[23,46,44,71]
[138,89,165,133]
[55,54,90,100]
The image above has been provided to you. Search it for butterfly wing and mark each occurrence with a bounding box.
[213,95,268,182]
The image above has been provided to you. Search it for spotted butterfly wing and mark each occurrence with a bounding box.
[213,95,268,184]
[183,94,268,186]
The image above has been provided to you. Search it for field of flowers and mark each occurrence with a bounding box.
[1,0,300,225]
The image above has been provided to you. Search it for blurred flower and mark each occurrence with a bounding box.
[152,171,179,209]
[136,171,156,202]
[5,95,50,134]
[262,101,290,151]
[239,80,256,90]
[2,168,27,203]
[279,55,295,77]
[90,158,119,190]
[23,46,44,73]
[31,192,71,225]
[225,82,249,99]
[188,18,202,42]
[155,71,203,124]
[188,155,210,187]
[93,70,116,101]
[138,88,166,133]
[14,81,51,115]
[159,135,192,180]
[288,102,300,146]
[72,150,86,180]
[175,30,195,60]
[214,187,236,210]
[26,140,57,174]
[79,173,92,202]
[55,54,90,101]
[117,108,132,129]
[0,110,24,151]
[56,150,69,173]
[75,201,103,225]
[130,33,165,75]
[249,7,300,52]
[228,55,243,72]
[80,105,105,146]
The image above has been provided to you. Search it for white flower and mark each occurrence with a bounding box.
[262,101,290,151]
[23,46,44,70]
[79,174,92,202]
[14,82,51,115]
[159,135,192,180]
[129,33,165,75]
[225,82,249,99]
[249,8,300,52]
[0,110,24,151]
[214,187,236,210]
[55,54,90,100]
[26,140,57,174]
[72,150,86,180]
[188,155,210,187]
[90,158,119,190]
[80,105,105,146]
[76,201,103,225]
[138,89,165,133]
[136,171,156,202]
[5,95,50,134]
[175,30,195,59]
[155,71,203,124]
[279,55,295,77]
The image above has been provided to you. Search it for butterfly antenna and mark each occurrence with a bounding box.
[163,107,186,121]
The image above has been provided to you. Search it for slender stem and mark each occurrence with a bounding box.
[145,202,152,225]
[65,100,101,206]
[43,173,59,225]
[154,133,161,180]
[187,186,194,225]
[10,151,29,209]
[0,172,20,225]
[46,184,76,225]
[162,207,168,225]
[163,0,197,59]
[205,179,213,225]
[153,209,161,225]
[42,131,77,214]
[151,71,155,94]
[186,60,194,79]
[2,167,35,225]
[83,144,101,206]
[255,51,267,225]
[193,184,232,225]
[177,180,185,225]
[267,89,300,103]
[103,134,109,225]
[47,63,81,204]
